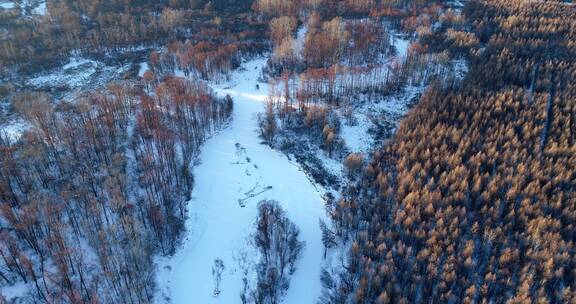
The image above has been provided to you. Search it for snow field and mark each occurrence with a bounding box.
[155,58,328,304]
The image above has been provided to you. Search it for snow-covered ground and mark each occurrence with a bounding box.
[0,56,131,143]
[392,34,411,59]
[0,16,466,301]
[26,57,125,91]
[0,0,46,15]
[338,33,418,154]
[0,118,30,143]
[1,281,27,301]
[339,86,421,153]
[0,1,15,9]
[138,62,150,77]
[155,58,328,303]
[32,0,45,15]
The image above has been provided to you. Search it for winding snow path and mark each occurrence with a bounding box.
[155,58,327,304]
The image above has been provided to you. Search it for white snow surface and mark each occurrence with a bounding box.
[27,57,99,89]
[24,56,131,101]
[340,113,372,153]
[393,34,411,59]
[62,57,94,70]
[138,62,150,77]
[339,84,423,154]
[32,1,45,15]
[452,59,469,80]
[1,281,28,301]
[155,58,327,304]
[0,1,14,9]
[0,0,47,15]
[0,119,30,143]
[294,26,307,58]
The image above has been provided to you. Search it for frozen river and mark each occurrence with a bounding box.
[155,58,327,304]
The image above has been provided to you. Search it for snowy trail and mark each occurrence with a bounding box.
[155,58,327,304]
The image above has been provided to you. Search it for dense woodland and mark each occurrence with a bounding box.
[324,1,576,303]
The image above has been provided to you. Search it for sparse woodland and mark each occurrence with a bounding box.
[242,200,304,304]
[0,0,264,77]
[0,0,259,302]
[0,78,232,302]
[257,0,467,187]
